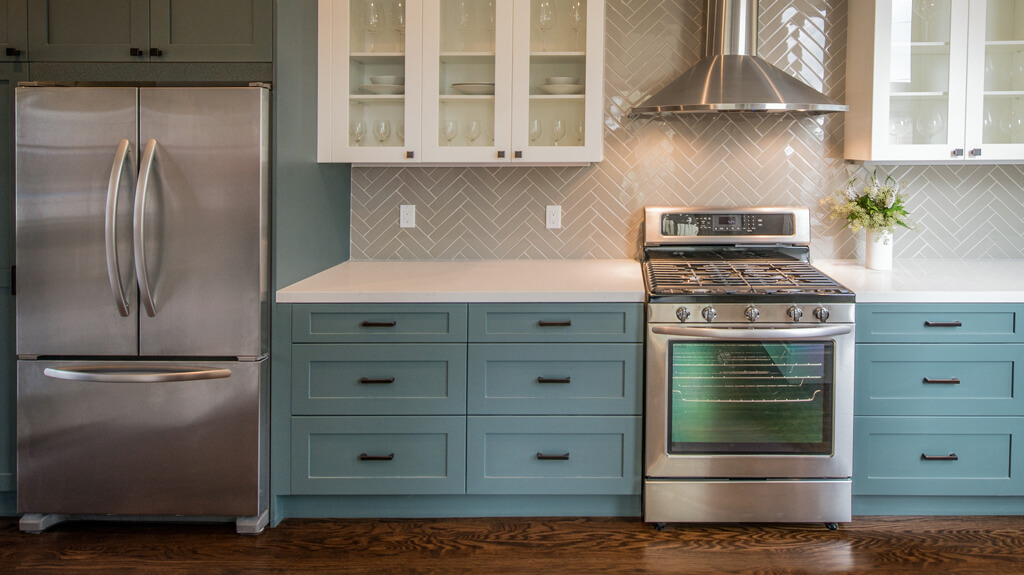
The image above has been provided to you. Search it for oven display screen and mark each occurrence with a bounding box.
[666,341,834,455]
[661,213,795,236]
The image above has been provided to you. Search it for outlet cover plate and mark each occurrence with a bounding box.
[546,205,561,229]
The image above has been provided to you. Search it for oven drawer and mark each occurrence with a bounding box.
[853,416,1024,496]
[856,304,1024,343]
[467,344,642,415]
[292,344,467,415]
[468,304,642,343]
[466,416,641,495]
[290,416,466,495]
[292,304,468,343]
[855,344,1024,416]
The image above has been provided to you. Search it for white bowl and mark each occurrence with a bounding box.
[370,75,404,85]
[361,84,405,95]
[546,76,579,85]
[452,83,496,95]
[539,84,585,95]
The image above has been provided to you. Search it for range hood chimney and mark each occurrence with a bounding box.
[630,0,848,115]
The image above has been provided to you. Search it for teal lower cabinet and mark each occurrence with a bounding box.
[853,303,1024,515]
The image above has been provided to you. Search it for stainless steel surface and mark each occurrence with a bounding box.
[105,138,132,318]
[17,359,267,518]
[648,302,854,324]
[16,87,139,356]
[133,138,158,318]
[644,206,811,247]
[644,480,852,524]
[629,0,847,115]
[43,365,232,383]
[650,323,852,340]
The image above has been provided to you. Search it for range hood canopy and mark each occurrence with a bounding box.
[630,0,848,115]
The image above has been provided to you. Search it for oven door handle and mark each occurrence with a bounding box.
[651,325,853,340]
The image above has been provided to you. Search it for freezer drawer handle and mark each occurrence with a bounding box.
[359,453,395,461]
[134,139,159,318]
[538,320,572,327]
[921,453,959,461]
[923,377,961,384]
[924,321,962,328]
[105,138,133,318]
[536,452,570,461]
[43,365,232,383]
[359,377,395,384]
[537,377,571,384]
[360,321,397,328]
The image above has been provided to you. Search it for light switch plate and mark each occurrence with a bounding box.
[546,205,561,229]
[400,204,416,228]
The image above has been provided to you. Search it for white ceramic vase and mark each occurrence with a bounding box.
[865,229,893,270]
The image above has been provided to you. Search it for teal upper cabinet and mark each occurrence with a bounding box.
[0,0,27,61]
[28,0,271,62]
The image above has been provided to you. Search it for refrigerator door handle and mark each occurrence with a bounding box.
[43,365,232,383]
[105,139,132,318]
[134,139,158,318]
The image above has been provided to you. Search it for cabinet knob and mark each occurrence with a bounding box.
[969,148,982,157]
[130,48,144,57]
[496,151,506,158]
[405,151,415,159]
[5,47,21,57]
[952,148,964,157]
[150,47,163,57]
[514,151,523,159]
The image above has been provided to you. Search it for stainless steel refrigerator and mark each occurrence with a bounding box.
[14,85,270,534]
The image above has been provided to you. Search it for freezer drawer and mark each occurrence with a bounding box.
[17,359,267,517]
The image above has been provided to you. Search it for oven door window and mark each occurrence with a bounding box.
[667,341,834,455]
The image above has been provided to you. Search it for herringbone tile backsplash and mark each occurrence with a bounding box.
[351,0,1024,261]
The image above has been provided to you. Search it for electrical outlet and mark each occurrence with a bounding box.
[546,205,561,229]
[400,204,416,228]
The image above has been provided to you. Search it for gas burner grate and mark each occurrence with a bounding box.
[645,260,851,296]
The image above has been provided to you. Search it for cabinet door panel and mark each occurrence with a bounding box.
[28,0,149,62]
[0,0,27,61]
[150,0,272,62]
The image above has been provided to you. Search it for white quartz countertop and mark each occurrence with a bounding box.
[276,259,646,303]
[814,259,1024,303]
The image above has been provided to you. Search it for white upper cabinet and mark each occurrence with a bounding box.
[846,0,1024,163]
[318,0,604,165]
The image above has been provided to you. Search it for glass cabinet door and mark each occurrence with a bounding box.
[965,0,1024,159]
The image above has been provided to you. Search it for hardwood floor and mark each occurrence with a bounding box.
[0,515,1023,574]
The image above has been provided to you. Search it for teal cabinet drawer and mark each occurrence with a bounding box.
[292,304,468,343]
[292,344,467,415]
[467,344,642,415]
[291,416,466,495]
[468,303,642,343]
[856,304,1024,343]
[855,344,1024,416]
[466,416,641,495]
[853,416,1024,496]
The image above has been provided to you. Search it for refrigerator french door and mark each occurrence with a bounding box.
[14,86,270,533]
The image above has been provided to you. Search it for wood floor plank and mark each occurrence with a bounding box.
[0,516,1023,574]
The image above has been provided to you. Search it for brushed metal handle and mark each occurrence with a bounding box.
[514,151,523,158]
[5,47,21,56]
[924,321,962,327]
[921,453,958,461]
[952,148,964,157]
[150,47,163,57]
[923,377,961,384]
[359,453,395,461]
[105,139,132,318]
[134,139,158,318]
[536,452,570,461]
[406,151,415,159]
[130,48,143,57]
[537,377,571,384]
[969,148,982,157]
[652,325,852,340]
[497,151,506,158]
[359,377,395,384]
[44,365,231,383]
[360,321,397,327]
[538,320,572,327]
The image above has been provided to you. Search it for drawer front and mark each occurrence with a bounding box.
[292,344,468,415]
[291,416,466,495]
[467,344,642,415]
[857,304,1024,343]
[292,304,468,343]
[468,303,642,343]
[466,416,641,495]
[853,416,1024,496]
[855,344,1024,416]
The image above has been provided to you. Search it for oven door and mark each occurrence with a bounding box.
[645,323,854,480]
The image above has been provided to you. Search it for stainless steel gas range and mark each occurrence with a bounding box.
[642,207,855,529]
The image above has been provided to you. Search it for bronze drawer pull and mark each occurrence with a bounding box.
[537,377,571,384]
[536,452,570,461]
[924,321,962,328]
[359,453,395,461]
[538,320,572,327]
[359,377,395,384]
[361,321,397,327]
[923,378,961,384]
[921,453,958,461]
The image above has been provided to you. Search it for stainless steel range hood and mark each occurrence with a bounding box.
[630,0,847,115]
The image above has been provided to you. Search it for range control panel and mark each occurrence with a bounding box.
[660,212,794,237]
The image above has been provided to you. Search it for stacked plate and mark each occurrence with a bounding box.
[362,75,405,95]
[452,83,495,95]
[539,76,583,95]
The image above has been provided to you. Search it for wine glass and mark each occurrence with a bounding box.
[397,122,405,144]
[1000,110,1024,143]
[364,0,386,52]
[567,1,585,51]
[350,120,366,147]
[443,119,458,146]
[466,120,482,145]
[484,0,496,32]
[914,110,945,144]
[552,119,566,146]
[537,1,556,52]
[456,0,472,50]
[913,0,938,41]
[528,119,542,145]
[575,121,585,145]
[392,0,406,52]
[373,119,391,146]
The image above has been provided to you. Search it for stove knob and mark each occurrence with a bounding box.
[702,306,717,322]
[787,306,804,322]
[675,307,691,322]
[744,306,760,322]
[814,307,831,323]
